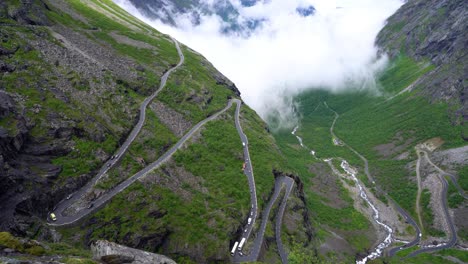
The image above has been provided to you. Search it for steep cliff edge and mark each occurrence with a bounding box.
[376,0,467,138]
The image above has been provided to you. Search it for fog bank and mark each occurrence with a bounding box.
[114,0,403,127]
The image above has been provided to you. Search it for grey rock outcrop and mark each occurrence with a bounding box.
[91,240,176,264]
[1,0,51,26]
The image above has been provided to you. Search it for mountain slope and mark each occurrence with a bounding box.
[0,0,311,263]
[271,0,467,262]
[376,0,467,139]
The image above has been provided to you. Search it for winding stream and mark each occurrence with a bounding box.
[291,126,394,263]
[292,126,316,156]
[292,126,305,147]
[340,160,393,263]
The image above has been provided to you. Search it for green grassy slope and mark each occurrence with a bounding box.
[60,104,292,263]
[1,0,301,263]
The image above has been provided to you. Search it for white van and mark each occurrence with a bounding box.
[50,213,57,221]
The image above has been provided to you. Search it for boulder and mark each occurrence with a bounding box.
[91,240,176,264]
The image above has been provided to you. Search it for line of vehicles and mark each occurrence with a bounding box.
[231,141,252,256]
[107,154,119,167]
[231,237,246,256]
[231,214,253,256]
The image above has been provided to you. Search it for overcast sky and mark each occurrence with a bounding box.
[114,0,403,127]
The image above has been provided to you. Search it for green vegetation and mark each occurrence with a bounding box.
[47,242,93,258]
[158,46,237,123]
[288,243,331,264]
[378,56,432,94]
[388,247,468,264]
[0,232,24,252]
[0,232,95,262]
[53,135,118,179]
[273,112,373,261]
[0,232,47,256]
[240,106,289,208]
[66,105,290,260]
[292,56,463,215]
[51,0,179,72]
[420,189,445,237]
[457,165,468,192]
[307,188,369,232]
[447,178,464,208]
[96,105,178,189]
[3,0,285,262]
[459,227,468,242]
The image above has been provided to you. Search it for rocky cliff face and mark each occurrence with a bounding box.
[91,240,176,264]
[376,0,467,137]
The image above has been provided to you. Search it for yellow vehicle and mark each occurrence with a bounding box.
[50,213,57,221]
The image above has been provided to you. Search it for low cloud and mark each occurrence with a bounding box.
[114,0,403,128]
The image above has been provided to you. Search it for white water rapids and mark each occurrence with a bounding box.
[291,126,394,263]
[340,160,393,263]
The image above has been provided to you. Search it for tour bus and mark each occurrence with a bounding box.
[230,241,239,256]
[238,238,246,251]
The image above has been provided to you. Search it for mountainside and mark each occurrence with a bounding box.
[272,0,467,263]
[0,0,312,263]
[376,0,467,139]
[1,0,467,263]
[0,0,234,233]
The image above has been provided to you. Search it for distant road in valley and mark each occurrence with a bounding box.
[405,150,458,258]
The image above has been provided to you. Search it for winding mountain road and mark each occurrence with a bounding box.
[50,99,242,225]
[405,150,458,257]
[423,151,467,200]
[276,177,295,264]
[323,102,422,257]
[48,39,242,226]
[229,101,294,263]
[48,37,184,225]
[47,33,293,263]
[233,176,294,263]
